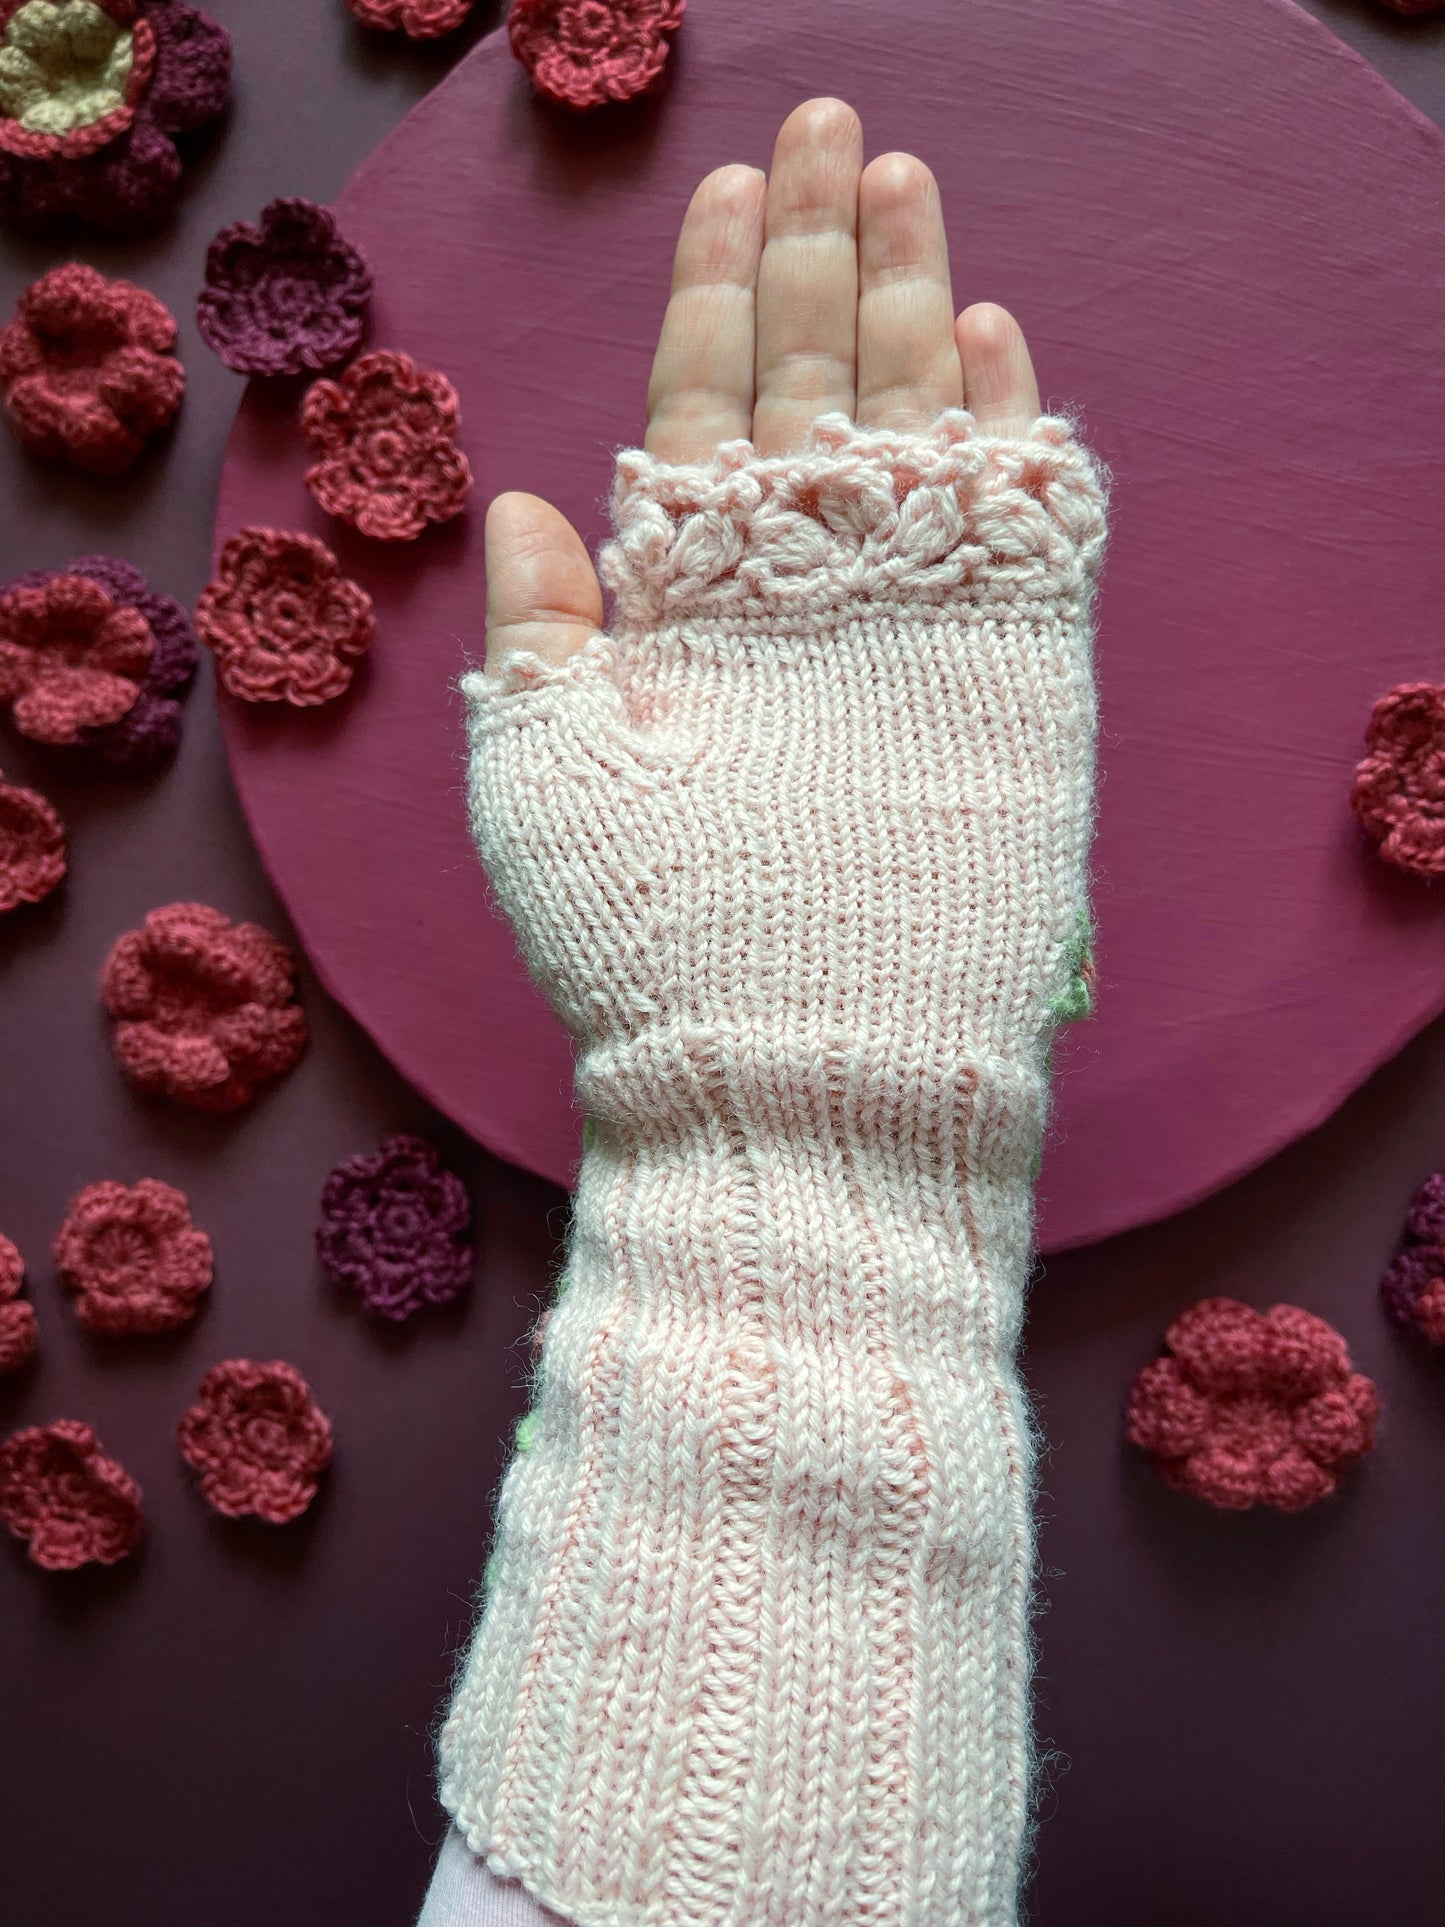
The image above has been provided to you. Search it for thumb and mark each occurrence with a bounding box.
[484,491,603,677]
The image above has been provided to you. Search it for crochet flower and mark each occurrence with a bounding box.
[0,262,183,473]
[196,198,372,378]
[0,568,151,746]
[0,1419,143,1568]
[1351,682,1445,876]
[5,556,196,766]
[301,351,472,541]
[55,1177,212,1334]
[195,529,374,705]
[0,770,65,911]
[1379,1171,1445,1345]
[317,1134,473,1321]
[177,1358,332,1522]
[0,1232,38,1373]
[1127,1298,1380,1512]
[0,0,232,236]
[509,0,685,110]
[100,901,308,1111]
[346,0,473,38]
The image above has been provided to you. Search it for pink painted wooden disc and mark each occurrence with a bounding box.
[216,0,1445,1250]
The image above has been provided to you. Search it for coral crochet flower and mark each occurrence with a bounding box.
[1127,1298,1380,1512]
[0,1418,142,1567]
[346,0,473,38]
[0,1232,38,1373]
[1351,682,1445,876]
[0,567,151,745]
[0,262,183,473]
[0,769,65,910]
[1379,1171,1445,1346]
[100,901,308,1111]
[317,1133,473,1321]
[302,350,472,541]
[509,0,685,110]
[55,1177,212,1334]
[177,1358,332,1522]
[5,556,196,766]
[195,528,374,705]
[0,0,231,236]
[197,198,372,378]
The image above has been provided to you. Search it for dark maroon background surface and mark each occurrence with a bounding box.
[1,5,1443,1925]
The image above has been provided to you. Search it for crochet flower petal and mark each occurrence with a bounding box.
[197,197,371,378]
[0,1419,143,1568]
[509,0,685,109]
[0,1232,38,1373]
[301,350,472,542]
[54,1177,213,1335]
[196,528,374,706]
[0,770,65,911]
[177,1359,332,1522]
[316,1133,474,1320]
[1162,1295,1267,1397]
[1351,681,1445,876]
[347,0,475,40]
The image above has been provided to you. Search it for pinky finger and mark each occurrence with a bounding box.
[956,302,1040,438]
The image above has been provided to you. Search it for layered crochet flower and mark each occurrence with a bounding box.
[0,1232,38,1373]
[5,556,196,766]
[1379,1171,1445,1345]
[301,350,472,541]
[0,567,151,745]
[1127,1298,1380,1512]
[0,262,183,472]
[346,0,473,38]
[0,770,65,910]
[0,1418,142,1567]
[196,198,372,378]
[100,901,308,1111]
[509,0,683,109]
[55,1177,212,1334]
[195,528,374,705]
[316,1133,473,1321]
[0,0,231,236]
[177,1358,332,1522]
[1351,682,1445,876]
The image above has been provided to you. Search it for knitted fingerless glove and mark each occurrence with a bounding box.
[441,410,1108,1927]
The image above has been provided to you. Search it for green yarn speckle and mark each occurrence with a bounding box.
[515,1410,539,1455]
[1048,912,1096,1024]
[0,1,133,138]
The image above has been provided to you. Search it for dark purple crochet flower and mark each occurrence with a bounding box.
[4,556,195,767]
[0,0,231,238]
[316,1134,473,1322]
[197,198,373,378]
[1380,1171,1445,1346]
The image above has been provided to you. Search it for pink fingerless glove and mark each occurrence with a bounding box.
[441,411,1108,1927]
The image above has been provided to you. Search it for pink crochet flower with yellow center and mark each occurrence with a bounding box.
[0,1418,143,1568]
[0,568,151,745]
[100,900,308,1112]
[195,528,374,705]
[1351,681,1445,876]
[301,350,472,542]
[177,1358,332,1523]
[0,1232,38,1373]
[54,1177,212,1335]
[0,769,65,911]
[1127,1297,1380,1512]
[509,0,685,110]
[346,0,473,38]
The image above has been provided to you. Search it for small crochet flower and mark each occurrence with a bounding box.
[1351,682,1445,876]
[1127,1298,1380,1512]
[0,261,183,473]
[0,1232,38,1373]
[0,568,151,746]
[301,351,472,541]
[346,0,473,38]
[0,770,65,911]
[54,1177,212,1334]
[316,1133,473,1321]
[0,0,232,237]
[177,1358,332,1522]
[1379,1171,1445,1345]
[195,529,374,705]
[509,0,685,110]
[100,901,308,1111]
[0,1418,143,1568]
[197,198,372,378]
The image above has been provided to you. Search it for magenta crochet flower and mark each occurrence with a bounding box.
[177,1358,332,1522]
[0,1232,38,1373]
[317,1133,473,1321]
[54,1177,212,1335]
[195,528,374,706]
[1379,1171,1445,1346]
[509,0,685,111]
[301,350,472,541]
[0,770,65,912]
[196,198,372,378]
[1351,681,1445,876]
[0,1419,143,1568]
[0,0,232,236]
[346,0,474,37]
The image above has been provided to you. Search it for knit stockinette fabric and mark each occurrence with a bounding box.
[442,409,1108,1927]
